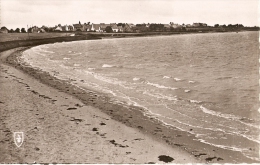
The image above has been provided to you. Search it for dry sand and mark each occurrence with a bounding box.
[0,48,201,163]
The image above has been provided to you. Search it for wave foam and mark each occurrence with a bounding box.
[102,64,114,68]
[174,78,181,81]
[147,82,177,90]
[200,105,240,120]
[163,76,171,79]
[190,100,202,103]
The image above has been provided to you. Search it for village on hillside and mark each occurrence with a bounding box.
[0,21,259,34]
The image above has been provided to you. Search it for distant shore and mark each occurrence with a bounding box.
[1,29,258,46]
[0,33,258,163]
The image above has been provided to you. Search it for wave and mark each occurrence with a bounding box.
[189,99,202,103]
[147,82,177,90]
[102,64,114,68]
[163,76,171,79]
[200,105,240,120]
[143,91,178,101]
[194,138,248,152]
[133,77,140,81]
[200,105,259,129]
[174,78,181,81]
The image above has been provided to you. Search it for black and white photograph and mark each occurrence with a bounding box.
[0,0,259,164]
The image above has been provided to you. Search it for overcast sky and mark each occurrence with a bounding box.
[1,0,259,29]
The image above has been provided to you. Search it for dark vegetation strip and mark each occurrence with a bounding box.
[0,34,101,52]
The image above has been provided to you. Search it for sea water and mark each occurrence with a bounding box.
[21,31,259,160]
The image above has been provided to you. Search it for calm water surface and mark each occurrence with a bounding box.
[21,31,259,160]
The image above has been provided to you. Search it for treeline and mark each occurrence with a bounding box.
[1,27,27,33]
[1,23,259,34]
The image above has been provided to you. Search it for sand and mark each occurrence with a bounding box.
[0,48,203,163]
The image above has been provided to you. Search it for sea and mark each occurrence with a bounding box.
[21,31,259,161]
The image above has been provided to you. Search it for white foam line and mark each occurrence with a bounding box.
[174,78,181,81]
[147,82,177,90]
[194,138,249,152]
[189,100,202,103]
[165,105,259,141]
[163,76,171,79]
[200,105,260,129]
[143,91,178,101]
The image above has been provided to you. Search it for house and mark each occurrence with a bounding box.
[55,24,63,32]
[192,23,207,27]
[170,22,182,29]
[91,24,98,32]
[110,23,119,32]
[123,23,133,32]
[100,23,110,32]
[41,25,49,32]
[90,23,105,32]
[31,26,41,33]
[192,23,200,27]
[127,23,135,28]
[40,29,46,33]
[61,25,69,31]
[0,27,8,33]
[90,24,101,32]
[163,24,171,31]
[68,25,74,31]
[117,26,123,32]
[55,26,62,31]
[83,23,91,31]
[73,23,83,31]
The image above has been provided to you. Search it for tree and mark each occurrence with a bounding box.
[9,29,14,33]
[105,26,113,33]
[238,24,244,28]
[43,27,49,32]
[117,23,125,27]
[15,28,20,33]
[1,26,8,30]
[214,24,219,27]
[21,28,26,33]
[149,24,164,32]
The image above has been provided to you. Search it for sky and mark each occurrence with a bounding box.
[1,0,259,29]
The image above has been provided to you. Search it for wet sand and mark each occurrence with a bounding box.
[0,39,258,163]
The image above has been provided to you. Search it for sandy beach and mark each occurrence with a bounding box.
[0,35,258,163]
[0,47,203,163]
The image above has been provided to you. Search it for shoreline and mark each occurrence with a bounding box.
[1,50,201,163]
[0,36,258,163]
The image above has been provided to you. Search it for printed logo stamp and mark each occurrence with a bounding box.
[14,132,24,148]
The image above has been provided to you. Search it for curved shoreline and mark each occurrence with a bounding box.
[1,37,258,163]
